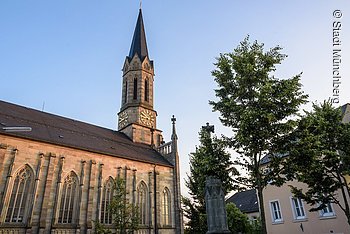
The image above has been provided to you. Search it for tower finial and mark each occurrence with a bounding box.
[171,115,177,139]
[140,0,142,10]
[171,115,176,125]
[202,122,215,136]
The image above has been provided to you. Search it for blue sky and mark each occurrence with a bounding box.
[1,1,349,196]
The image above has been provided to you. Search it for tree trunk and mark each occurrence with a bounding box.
[339,174,350,227]
[257,176,267,234]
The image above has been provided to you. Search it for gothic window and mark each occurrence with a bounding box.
[137,181,148,225]
[101,177,114,224]
[133,77,138,100]
[5,165,34,223]
[162,187,171,226]
[58,172,79,224]
[124,80,128,103]
[144,79,149,102]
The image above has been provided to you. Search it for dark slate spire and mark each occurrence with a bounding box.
[128,9,149,61]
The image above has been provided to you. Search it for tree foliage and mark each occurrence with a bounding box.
[280,101,350,225]
[183,196,207,234]
[95,178,139,234]
[186,129,238,203]
[184,127,238,233]
[209,36,308,234]
[226,202,252,234]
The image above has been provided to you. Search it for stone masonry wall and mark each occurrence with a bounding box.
[0,134,176,234]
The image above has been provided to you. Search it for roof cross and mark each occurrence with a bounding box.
[171,115,176,124]
[202,122,214,134]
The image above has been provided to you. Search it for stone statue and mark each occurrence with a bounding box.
[205,176,231,234]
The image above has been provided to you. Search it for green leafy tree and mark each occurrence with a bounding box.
[183,196,207,234]
[226,202,262,234]
[96,178,140,234]
[184,127,239,233]
[281,101,350,225]
[226,203,252,234]
[210,36,308,234]
[249,217,262,234]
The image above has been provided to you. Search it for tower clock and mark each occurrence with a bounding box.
[117,9,162,146]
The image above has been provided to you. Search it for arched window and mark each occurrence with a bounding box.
[162,188,171,226]
[144,79,149,102]
[133,77,138,100]
[5,165,34,223]
[101,177,114,224]
[137,182,148,225]
[58,172,78,224]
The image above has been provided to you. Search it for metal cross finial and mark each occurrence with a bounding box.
[202,122,214,134]
[171,115,177,139]
[171,115,176,124]
[140,0,142,9]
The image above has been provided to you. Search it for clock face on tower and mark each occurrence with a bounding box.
[118,111,129,128]
[140,110,155,127]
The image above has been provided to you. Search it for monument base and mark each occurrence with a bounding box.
[206,231,231,234]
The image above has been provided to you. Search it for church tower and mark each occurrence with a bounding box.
[118,9,163,146]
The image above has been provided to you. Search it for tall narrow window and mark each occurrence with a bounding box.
[291,197,306,220]
[124,81,128,103]
[137,182,148,225]
[162,188,171,226]
[5,165,33,223]
[144,79,149,102]
[58,172,78,224]
[101,178,114,224]
[270,200,283,223]
[133,77,138,100]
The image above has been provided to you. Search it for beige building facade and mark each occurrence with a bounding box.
[263,103,350,234]
[0,8,183,234]
[264,180,349,234]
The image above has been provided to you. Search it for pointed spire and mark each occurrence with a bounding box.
[128,9,149,61]
[171,115,178,140]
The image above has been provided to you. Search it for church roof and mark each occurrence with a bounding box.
[226,189,259,214]
[128,9,149,61]
[0,100,172,167]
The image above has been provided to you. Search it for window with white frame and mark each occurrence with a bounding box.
[291,197,306,220]
[58,172,79,224]
[320,203,335,217]
[100,177,114,224]
[270,200,283,223]
[5,165,34,223]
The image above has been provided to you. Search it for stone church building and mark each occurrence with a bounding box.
[0,9,183,234]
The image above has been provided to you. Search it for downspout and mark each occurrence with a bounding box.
[153,165,158,234]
